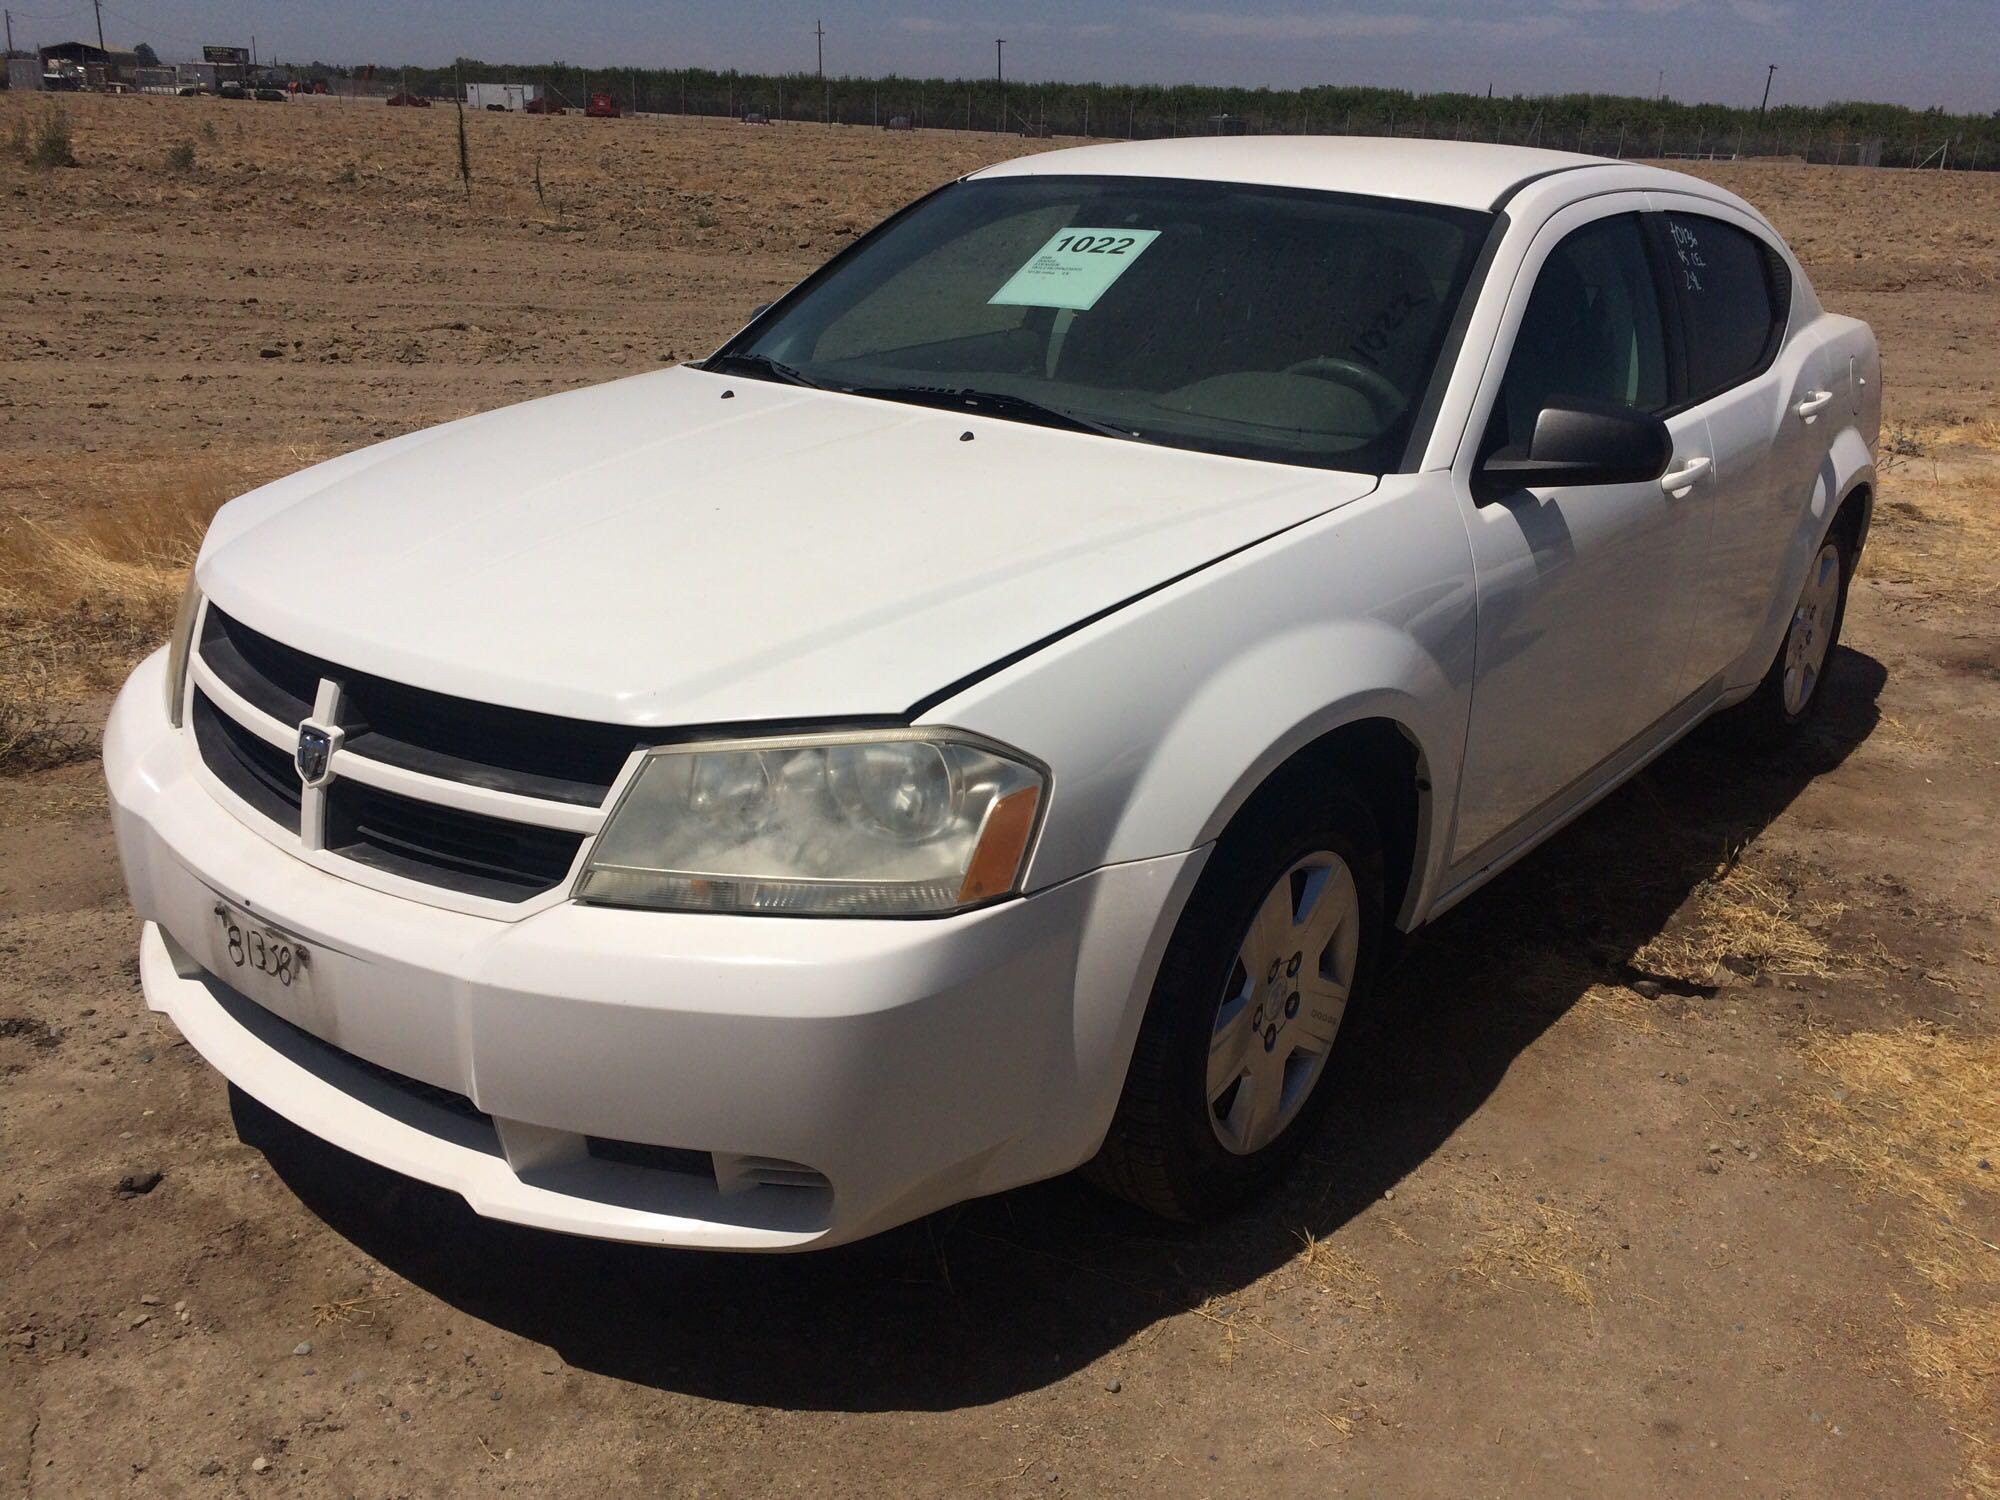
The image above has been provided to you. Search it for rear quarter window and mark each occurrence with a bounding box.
[1663,212,1790,399]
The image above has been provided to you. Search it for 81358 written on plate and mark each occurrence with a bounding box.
[212,900,312,1014]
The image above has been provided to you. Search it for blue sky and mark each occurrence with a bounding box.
[35,1,1998,110]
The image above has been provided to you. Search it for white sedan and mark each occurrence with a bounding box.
[105,137,1880,1249]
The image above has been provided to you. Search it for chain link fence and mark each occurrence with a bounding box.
[354,64,1999,172]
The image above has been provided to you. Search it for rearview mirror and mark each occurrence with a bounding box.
[1478,403,1671,495]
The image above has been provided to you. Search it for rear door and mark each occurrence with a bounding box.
[1447,197,1713,864]
[1649,198,1837,692]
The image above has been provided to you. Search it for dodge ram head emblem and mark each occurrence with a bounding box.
[295,724,337,788]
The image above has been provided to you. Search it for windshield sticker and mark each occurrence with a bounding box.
[988,227,1161,311]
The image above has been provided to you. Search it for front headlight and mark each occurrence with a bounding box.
[165,572,202,728]
[577,730,1046,917]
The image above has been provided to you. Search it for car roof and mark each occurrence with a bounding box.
[970,136,1648,213]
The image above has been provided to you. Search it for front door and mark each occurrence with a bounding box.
[1449,200,1713,865]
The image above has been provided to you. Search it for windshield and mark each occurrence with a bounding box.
[715,175,1492,473]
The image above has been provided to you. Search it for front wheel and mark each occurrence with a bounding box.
[1086,773,1384,1221]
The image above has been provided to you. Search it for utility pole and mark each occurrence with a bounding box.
[91,0,104,51]
[4,10,13,56]
[995,38,1004,132]
[1757,63,1776,125]
[815,17,827,121]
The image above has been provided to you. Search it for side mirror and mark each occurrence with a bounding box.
[1479,403,1671,496]
[748,302,772,320]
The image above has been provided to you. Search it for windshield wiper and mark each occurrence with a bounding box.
[703,352,831,389]
[850,384,1146,443]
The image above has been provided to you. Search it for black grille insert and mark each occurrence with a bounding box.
[326,778,584,902]
[200,605,328,726]
[192,690,301,832]
[339,675,643,807]
[200,606,643,806]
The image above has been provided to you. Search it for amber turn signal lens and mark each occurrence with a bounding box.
[957,785,1041,905]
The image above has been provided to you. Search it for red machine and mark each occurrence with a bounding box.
[586,92,621,118]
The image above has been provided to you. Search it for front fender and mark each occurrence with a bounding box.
[932,476,1477,909]
[1149,627,1447,850]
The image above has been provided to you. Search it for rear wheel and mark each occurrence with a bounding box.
[1729,529,1852,745]
[1087,772,1384,1221]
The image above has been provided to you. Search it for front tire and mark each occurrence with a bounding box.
[1087,770,1384,1222]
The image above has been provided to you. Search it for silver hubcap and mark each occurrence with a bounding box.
[1782,542,1842,716]
[1207,851,1360,1156]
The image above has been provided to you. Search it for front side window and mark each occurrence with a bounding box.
[1488,212,1670,455]
[1663,212,1786,399]
[717,176,1492,473]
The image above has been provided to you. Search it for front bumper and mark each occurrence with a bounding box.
[107,651,1204,1249]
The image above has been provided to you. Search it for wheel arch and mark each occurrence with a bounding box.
[1239,715,1432,935]
[1829,471,1874,569]
[1822,426,1876,564]
[1178,697,1442,938]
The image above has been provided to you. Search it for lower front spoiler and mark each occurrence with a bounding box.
[141,923,836,1250]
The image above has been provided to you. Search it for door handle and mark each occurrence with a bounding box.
[1795,390,1835,419]
[1659,456,1711,494]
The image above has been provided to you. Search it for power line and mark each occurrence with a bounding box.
[98,4,212,51]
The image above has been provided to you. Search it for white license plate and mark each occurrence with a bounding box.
[212,900,313,1015]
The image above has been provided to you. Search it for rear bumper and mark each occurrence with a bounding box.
[108,651,1204,1249]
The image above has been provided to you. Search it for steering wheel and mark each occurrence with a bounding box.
[1282,355,1406,423]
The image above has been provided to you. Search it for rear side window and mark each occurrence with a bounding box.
[1664,213,1787,399]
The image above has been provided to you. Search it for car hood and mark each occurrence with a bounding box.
[198,366,1375,726]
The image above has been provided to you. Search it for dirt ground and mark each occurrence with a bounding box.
[2,95,1995,1499]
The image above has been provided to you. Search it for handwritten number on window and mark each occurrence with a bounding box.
[1669,220,1707,295]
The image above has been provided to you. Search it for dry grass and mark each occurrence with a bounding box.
[1928,416,2000,450]
[1292,1227,1382,1305]
[1574,978,1668,1035]
[1787,1023,2000,1489]
[0,464,239,773]
[1461,1197,1601,1308]
[1868,426,2000,611]
[1877,711,1946,763]
[1634,851,1847,986]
